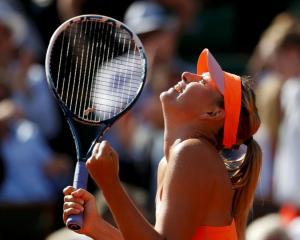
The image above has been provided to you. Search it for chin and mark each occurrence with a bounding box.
[160,90,171,106]
[160,87,179,112]
[160,87,177,101]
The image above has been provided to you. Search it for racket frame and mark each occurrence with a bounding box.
[45,14,147,126]
[45,14,147,230]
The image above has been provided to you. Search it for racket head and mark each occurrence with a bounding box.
[45,14,147,126]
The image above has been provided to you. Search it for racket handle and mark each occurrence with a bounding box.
[66,161,88,231]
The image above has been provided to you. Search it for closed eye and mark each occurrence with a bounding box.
[182,75,188,83]
[199,78,207,85]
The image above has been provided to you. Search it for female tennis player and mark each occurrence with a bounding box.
[63,48,262,240]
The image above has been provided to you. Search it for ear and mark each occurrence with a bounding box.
[200,108,225,120]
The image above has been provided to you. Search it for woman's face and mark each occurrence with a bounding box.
[160,72,223,121]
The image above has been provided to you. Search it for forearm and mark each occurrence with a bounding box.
[86,218,124,240]
[101,180,164,240]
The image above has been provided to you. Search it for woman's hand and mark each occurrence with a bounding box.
[63,186,101,235]
[86,141,120,189]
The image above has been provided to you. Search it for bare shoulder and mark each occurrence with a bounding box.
[164,138,230,194]
[169,138,221,173]
[158,139,233,227]
[170,139,234,197]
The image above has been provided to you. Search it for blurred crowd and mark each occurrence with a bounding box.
[0,0,300,239]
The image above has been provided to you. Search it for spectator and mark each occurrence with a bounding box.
[0,7,61,141]
[0,80,72,239]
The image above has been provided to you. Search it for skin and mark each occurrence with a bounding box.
[63,72,234,240]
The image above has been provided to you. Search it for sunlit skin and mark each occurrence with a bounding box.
[63,72,234,240]
[161,71,221,137]
[161,72,222,120]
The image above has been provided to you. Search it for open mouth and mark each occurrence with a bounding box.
[174,81,186,93]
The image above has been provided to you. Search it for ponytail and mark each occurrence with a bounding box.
[218,76,262,239]
[231,139,262,240]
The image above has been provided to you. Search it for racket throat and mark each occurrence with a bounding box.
[68,120,108,160]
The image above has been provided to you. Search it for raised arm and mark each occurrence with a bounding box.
[84,139,232,240]
[85,141,164,240]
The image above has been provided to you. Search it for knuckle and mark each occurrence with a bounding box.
[63,186,73,194]
[63,202,71,210]
[86,158,92,168]
[64,195,71,202]
[102,140,110,149]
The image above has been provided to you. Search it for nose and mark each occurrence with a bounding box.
[181,72,200,83]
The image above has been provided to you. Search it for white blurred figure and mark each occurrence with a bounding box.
[247,12,300,240]
[246,214,291,240]
[0,4,61,140]
[0,81,72,239]
[287,217,300,240]
[272,22,300,214]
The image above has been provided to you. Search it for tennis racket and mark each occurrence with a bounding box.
[45,14,147,230]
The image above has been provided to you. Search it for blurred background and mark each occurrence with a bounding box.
[1,0,300,239]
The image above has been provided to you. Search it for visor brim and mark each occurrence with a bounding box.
[197,48,225,94]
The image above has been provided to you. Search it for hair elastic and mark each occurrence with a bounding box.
[244,136,253,146]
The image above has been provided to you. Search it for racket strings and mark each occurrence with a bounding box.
[51,19,144,122]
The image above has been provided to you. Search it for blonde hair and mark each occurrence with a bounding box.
[219,77,262,240]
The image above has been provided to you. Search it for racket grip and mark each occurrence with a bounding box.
[66,161,88,231]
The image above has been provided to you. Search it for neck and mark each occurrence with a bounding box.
[163,116,218,160]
